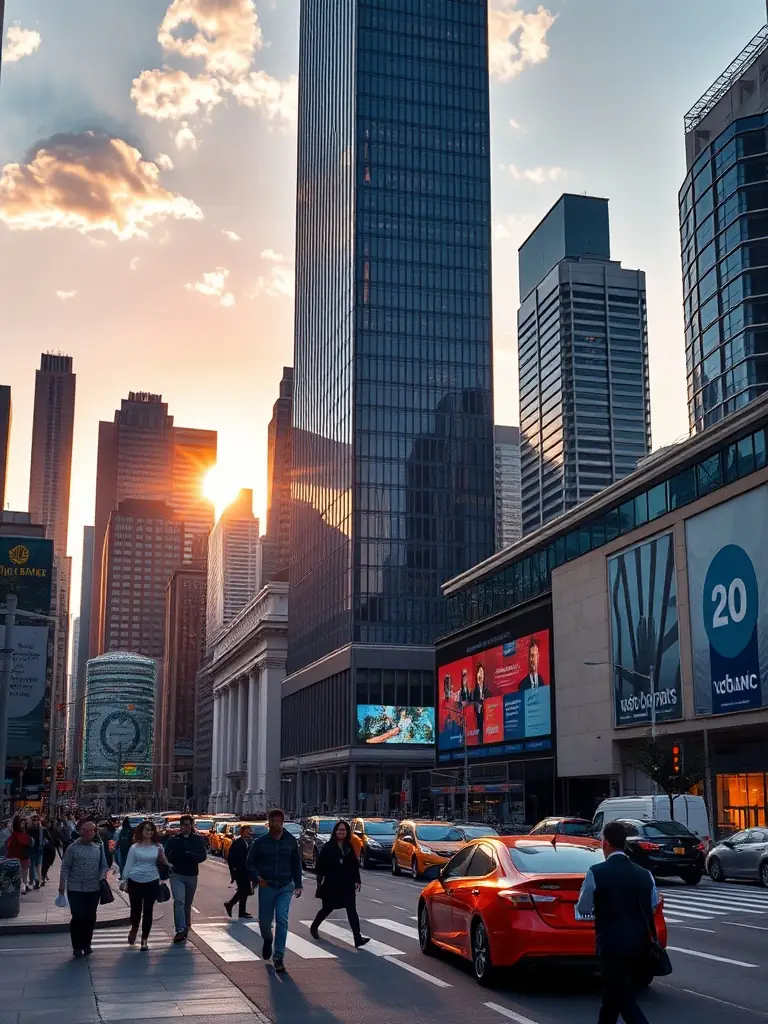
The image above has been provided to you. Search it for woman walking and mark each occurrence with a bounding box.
[7,816,32,894]
[58,819,109,957]
[120,820,167,950]
[41,820,57,885]
[310,820,369,947]
[115,817,133,875]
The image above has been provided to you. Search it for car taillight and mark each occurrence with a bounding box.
[697,842,706,852]
[637,841,661,851]
[498,890,556,907]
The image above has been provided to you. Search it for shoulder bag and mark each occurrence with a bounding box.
[640,902,672,977]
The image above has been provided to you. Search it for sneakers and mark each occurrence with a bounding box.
[354,936,370,948]
[273,956,286,973]
[262,936,273,961]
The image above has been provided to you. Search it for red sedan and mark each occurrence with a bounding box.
[418,836,667,986]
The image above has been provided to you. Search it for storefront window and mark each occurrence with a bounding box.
[716,772,768,832]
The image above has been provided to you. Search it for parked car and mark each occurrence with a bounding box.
[209,815,238,856]
[350,818,398,868]
[592,796,712,849]
[391,820,467,880]
[417,835,668,986]
[455,824,500,841]
[299,817,340,870]
[221,821,269,860]
[192,818,215,847]
[708,828,768,886]
[615,818,705,884]
[529,817,593,837]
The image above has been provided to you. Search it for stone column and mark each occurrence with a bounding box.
[216,687,228,812]
[258,661,283,811]
[226,684,238,810]
[296,768,303,818]
[238,677,248,774]
[209,691,221,812]
[336,769,344,813]
[244,668,260,815]
[348,764,357,815]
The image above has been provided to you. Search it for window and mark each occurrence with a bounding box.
[642,822,695,838]
[508,843,604,874]
[441,846,475,879]
[465,845,496,877]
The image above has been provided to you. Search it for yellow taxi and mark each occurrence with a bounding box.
[209,815,237,856]
[192,817,215,847]
[221,820,269,860]
[350,818,399,868]
[391,820,469,880]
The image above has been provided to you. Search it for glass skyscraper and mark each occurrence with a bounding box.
[285,0,495,815]
[681,25,768,433]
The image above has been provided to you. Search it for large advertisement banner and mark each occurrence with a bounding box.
[357,706,435,744]
[686,486,768,717]
[0,625,48,757]
[82,699,154,783]
[608,532,682,726]
[438,629,552,755]
[0,537,53,616]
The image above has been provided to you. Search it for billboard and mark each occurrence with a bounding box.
[686,486,768,717]
[608,532,682,726]
[0,624,48,757]
[0,537,53,616]
[437,628,552,758]
[357,706,435,745]
[82,653,155,783]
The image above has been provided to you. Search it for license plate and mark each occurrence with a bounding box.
[574,907,594,921]
[673,847,685,855]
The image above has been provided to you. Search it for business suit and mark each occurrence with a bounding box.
[225,837,252,918]
[472,686,487,741]
[577,852,654,1024]
[518,672,545,692]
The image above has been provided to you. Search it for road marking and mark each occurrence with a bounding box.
[366,918,419,942]
[300,920,404,956]
[662,908,716,920]
[192,906,201,914]
[484,1002,539,1024]
[666,897,765,915]
[392,905,409,912]
[658,982,768,1018]
[364,898,385,905]
[242,924,337,960]
[725,921,768,931]
[663,902,729,916]
[410,915,418,921]
[667,945,758,967]
[675,926,716,934]
[383,955,452,987]
[192,925,259,961]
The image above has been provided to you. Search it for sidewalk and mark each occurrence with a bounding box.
[0,875,133,934]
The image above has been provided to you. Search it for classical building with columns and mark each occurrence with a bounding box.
[199,581,288,815]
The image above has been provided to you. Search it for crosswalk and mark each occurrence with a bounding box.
[86,930,172,950]
[661,882,768,927]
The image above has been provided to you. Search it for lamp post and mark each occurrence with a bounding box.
[584,659,656,739]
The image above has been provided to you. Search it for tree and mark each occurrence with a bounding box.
[632,736,707,818]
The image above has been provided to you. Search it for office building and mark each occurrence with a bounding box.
[0,385,10,511]
[206,489,261,649]
[518,194,651,536]
[494,425,522,550]
[89,393,216,657]
[265,367,293,581]
[281,0,495,815]
[98,498,184,660]
[681,23,768,432]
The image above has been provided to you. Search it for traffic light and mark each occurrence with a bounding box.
[672,744,681,775]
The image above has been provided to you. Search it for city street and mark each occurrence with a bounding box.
[184,856,768,1024]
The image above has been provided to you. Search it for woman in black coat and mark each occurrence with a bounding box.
[310,820,369,947]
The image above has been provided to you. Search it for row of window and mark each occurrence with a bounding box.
[361,144,488,179]
[358,308,489,341]
[358,96,489,134]
[361,121,488,156]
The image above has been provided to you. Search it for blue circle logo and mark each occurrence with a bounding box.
[703,544,759,658]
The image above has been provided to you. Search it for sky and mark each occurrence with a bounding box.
[0,0,766,634]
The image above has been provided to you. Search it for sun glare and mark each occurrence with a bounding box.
[204,464,244,522]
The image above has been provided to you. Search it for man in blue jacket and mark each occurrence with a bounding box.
[246,809,302,973]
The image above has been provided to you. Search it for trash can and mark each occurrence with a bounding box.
[0,858,21,919]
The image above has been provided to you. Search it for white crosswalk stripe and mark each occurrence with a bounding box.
[243,923,337,959]
[299,920,405,956]
[365,918,420,942]
[191,925,259,961]
[660,883,768,927]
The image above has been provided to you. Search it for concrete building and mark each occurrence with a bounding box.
[681,22,768,433]
[265,367,293,581]
[518,194,651,536]
[494,425,522,550]
[69,526,94,782]
[0,384,10,511]
[206,490,261,650]
[203,582,288,815]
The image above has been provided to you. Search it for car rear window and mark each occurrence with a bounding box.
[195,820,213,830]
[366,822,398,835]
[460,826,500,838]
[415,825,464,842]
[561,822,593,836]
[509,843,603,874]
[316,819,338,832]
[642,822,695,838]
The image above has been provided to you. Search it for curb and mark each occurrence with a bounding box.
[0,885,163,935]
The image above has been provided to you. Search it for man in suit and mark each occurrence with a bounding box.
[224,825,254,919]
[577,820,658,1024]
[518,637,546,691]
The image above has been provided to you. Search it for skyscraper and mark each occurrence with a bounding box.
[518,194,651,535]
[71,525,94,776]
[283,0,495,810]
[265,367,293,581]
[28,354,76,557]
[206,489,261,649]
[173,427,217,559]
[681,22,768,432]
[494,425,522,550]
[0,385,10,511]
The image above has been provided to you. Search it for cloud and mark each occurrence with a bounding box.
[494,213,536,241]
[250,250,294,298]
[155,153,174,171]
[3,25,41,64]
[185,266,235,306]
[0,131,203,239]
[131,67,223,121]
[174,122,198,150]
[130,256,141,270]
[55,289,76,301]
[223,229,240,241]
[158,0,260,78]
[506,163,565,184]
[489,1,556,82]
[508,118,522,130]
[228,72,298,123]
[260,248,282,262]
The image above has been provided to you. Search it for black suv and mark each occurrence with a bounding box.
[618,818,705,885]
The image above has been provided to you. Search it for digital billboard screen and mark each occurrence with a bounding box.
[437,628,552,759]
[356,706,435,745]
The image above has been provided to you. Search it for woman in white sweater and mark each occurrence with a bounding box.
[120,820,168,950]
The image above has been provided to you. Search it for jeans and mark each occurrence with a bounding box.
[68,890,100,952]
[258,882,294,958]
[170,874,198,933]
[598,956,651,1024]
[128,879,160,940]
[29,853,43,885]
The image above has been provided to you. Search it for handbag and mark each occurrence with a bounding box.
[99,879,115,905]
[641,903,673,977]
[158,881,171,903]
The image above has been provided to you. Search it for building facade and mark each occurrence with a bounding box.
[681,24,768,433]
[69,525,94,779]
[285,0,495,810]
[0,384,10,511]
[518,194,651,536]
[494,425,522,550]
[206,489,262,650]
[265,367,293,582]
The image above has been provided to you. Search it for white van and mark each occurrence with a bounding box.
[592,795,713,848]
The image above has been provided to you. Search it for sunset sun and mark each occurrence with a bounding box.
[204,463,244,522]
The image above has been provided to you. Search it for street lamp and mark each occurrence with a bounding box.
[584,659,656,739]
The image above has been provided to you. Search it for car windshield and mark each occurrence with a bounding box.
[128,817,144,827]
[317,819,338,833]
[195,820,213,830]
[642,821,695,838]
[415,825,464,842]
[509,843,603,874]
[460,826,499,838]
[216,824,228,833]
[283,823,301,836]
[366,822,398,835]
[560,822,593,836]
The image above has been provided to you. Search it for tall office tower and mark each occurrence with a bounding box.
[206,489,262,649]
[89,393,216,656]
[265,367,293,581]
[518,194,651,536]
[28,353,76,557]
[71,525,94,775]
[99,498,184,660]
[494,425,522,550]
[681,23,768,432]
[0,385,10,510]
[66,616,81,773]
[159,563,206,804]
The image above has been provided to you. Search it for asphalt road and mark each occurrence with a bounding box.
[184,854,768,1024]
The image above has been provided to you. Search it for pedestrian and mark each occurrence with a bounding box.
[115,817,133,874]
[58,819,109,958]
[119,820,168,950]
[576,820,659,1024]
[7,816,32,893]
[98,818,117,869]
[310,820,369,947]
[27,813,47,889]
[246,808,303,973]
[41,820,57,885]
[165,814,207,943]
[225,824,254,920]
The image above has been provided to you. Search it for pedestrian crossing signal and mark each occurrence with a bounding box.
[672,744,681,774]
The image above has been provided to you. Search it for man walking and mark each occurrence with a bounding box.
[165,814,207,943]
[27,814,46,889]
[577,820,658,1024]
[246,809,302,973]
[225,824,253,919]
